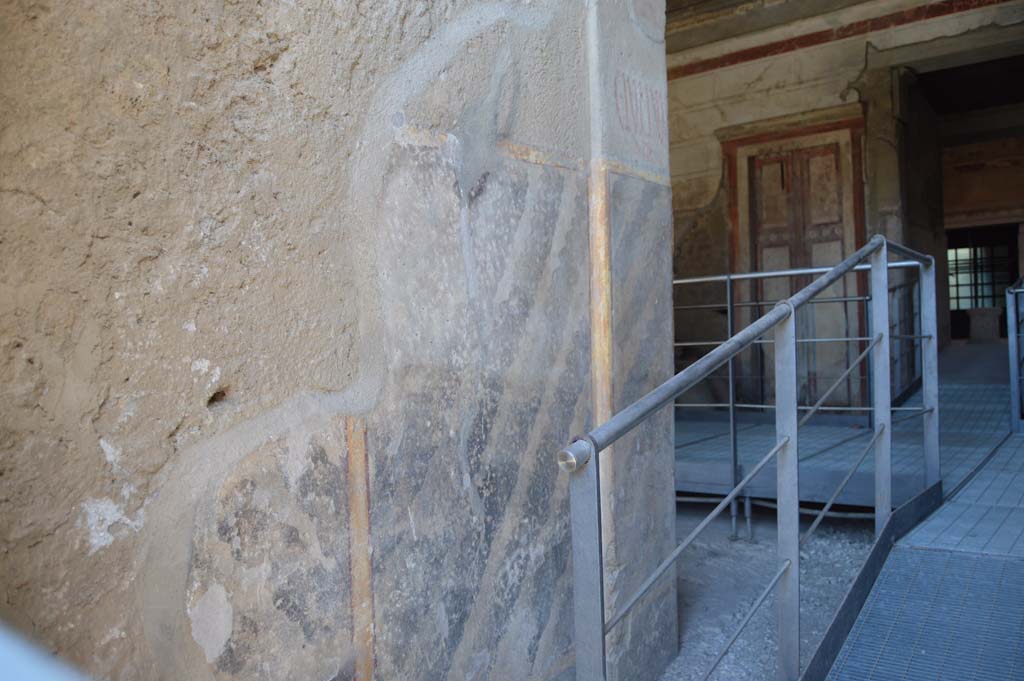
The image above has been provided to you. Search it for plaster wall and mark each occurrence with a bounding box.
[0,2,676,680]
[667,0,1024,284]
[944,136,1024,228]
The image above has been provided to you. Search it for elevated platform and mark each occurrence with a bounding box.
[675,343,1010,508]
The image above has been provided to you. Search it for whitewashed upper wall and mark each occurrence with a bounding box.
[667,0,1024,213]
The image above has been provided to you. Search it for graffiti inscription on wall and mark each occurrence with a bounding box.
[613,69,668,169]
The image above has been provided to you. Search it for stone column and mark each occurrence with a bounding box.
[586,2,679,679]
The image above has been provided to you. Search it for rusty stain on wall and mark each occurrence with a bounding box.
[346,417,375,681]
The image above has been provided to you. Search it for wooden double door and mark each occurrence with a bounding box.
[735,134,866,408]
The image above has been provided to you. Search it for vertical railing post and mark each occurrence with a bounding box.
[727,276,740,540]
[1008,288,1021,434]
[566,441,606,681]
[869,243,892,534]
[774,303,800,681]
[920,261,941,486]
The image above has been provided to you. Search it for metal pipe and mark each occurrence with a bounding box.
[578,301,792,457]
[675,495,876,520]
[673,337,872,347]
[673,256,916,285]
[884,240,934,264]
[744,494,753,542]
[1009,287,1022,433]
[701,561,791,681]
[890,407,934,426]
[676,403,878,411]
[674,302,728,311]
[800,427,884,546]
[727,276,739,541]
[870,241,893,536]
[800,427,872,463]
[675,403,922,414]
[604,438,789,634]
[774,303,800,681]
[798,334,881,428]
[731,295,870,308]
[673,295,869,311]
[676,424,758,449]
[889,282,917,292]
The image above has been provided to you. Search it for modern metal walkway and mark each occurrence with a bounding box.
[826,409,1024,679]
[675,381,1008,508]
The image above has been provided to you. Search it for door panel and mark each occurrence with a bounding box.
[748,142,861,407]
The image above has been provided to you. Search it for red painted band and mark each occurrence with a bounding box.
[668,0,1016,81]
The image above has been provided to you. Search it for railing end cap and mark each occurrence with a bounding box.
[557,438,594,473]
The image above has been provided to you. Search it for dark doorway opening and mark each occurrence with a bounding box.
[947,224,1019,339]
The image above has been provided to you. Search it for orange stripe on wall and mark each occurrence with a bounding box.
[346,416,374,681]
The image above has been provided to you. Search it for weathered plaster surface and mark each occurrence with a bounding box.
[1,1,677,680]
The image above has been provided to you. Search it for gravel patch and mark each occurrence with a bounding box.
[658,502,875,681]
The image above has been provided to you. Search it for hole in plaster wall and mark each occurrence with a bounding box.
[206,387,229,408]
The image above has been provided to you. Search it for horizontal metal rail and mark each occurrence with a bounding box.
[674,295,869,311]
[798,335,881,428]
[604,438,788,634]
[674,403,924,412]
[889,279,918,293]
[884,240,934,264]
[800,427,884,547]
[673,258,918,286]
[890,407,934,426]
[800,427,873,463]
[700,560,791,681]
[674,337,871,347]
[676,424,760,449]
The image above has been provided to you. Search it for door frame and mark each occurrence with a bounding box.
[717,105,869,409]
[719,104,867,273]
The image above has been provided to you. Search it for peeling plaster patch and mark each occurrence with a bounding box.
[99,438,122,473]
[191,358,210,374]
[99,627,125,646]
[117,399,136,424]
[282,431,310,489]
[80,498,144,555]
[188,582,233,663]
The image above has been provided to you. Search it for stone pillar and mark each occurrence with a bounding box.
[1,2,677,680]
[586,2,679,679]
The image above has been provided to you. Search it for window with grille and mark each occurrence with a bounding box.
[948,244,1010,310]
[947,224,1019,339]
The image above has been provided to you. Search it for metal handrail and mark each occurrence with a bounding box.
[559,236,905,472]
[798,335,881,427]
[673,403,926,412]
[672,258,923,285]
[559,235,940,681]
[701,560,791,681]
[801,427,885,547]
[674,337,872,346]
[603,437,789,634]
[675,295,869,311]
